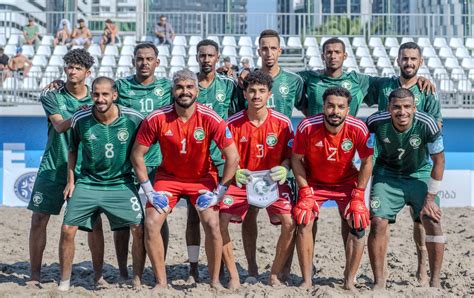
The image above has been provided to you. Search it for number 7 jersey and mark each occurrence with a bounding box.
[293,114,373,186]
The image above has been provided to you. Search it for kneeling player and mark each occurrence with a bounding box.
[131,69,239,290]
[367,88,445,289]
[220,71,295,288]
[291,87,374,290]
[59,77,146,291]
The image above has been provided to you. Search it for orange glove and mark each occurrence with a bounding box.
[344,188,370,230]
[293,186,319,225]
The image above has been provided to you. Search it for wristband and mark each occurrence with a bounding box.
[215,183,228,198]
[427,177,441,195]
[140,179,154,193]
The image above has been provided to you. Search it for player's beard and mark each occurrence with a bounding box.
[324,114,345,127]
[200,64,213,74]
[400,65,418,80]
[175,94,196,109]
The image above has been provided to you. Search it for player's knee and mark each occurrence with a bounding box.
[349,228,366,239]
[370,217,388,235]
[31,212,50,228]
[61,225,77,239]
[296,223,312,237]
[130,224,144,239]
[280,217,296,234]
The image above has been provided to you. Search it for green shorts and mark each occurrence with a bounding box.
[28,176,66,215]
[63,183,144,231]
[370,175,440,223]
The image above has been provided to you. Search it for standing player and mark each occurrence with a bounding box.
[292,87,374,290]
[131,69,239,289]
[185,39,238,281]
[364,41,442,284]
[366,88,445,289]
[27,49,104,285]
[220,71,295,289]
[113,42,172,280]
[59,77,146,291]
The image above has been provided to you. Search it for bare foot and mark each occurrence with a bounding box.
[25,280,42,289]
[210,281,224,289]
[244,276,258,285]
[132,276,142,290]
[57,280,71,292]
[94,276,110,290]
[416,267,429,286]
[343,281,358,293]
[299,280,312,289]
[430,278,441,288]
[268,275,281,287]
[151,284,169,294]
[372,281,386,290]
[227,278,240,290]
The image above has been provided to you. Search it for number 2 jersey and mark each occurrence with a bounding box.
[135,103,234,182]
[69,105,144,189]
[293,114,373,186]
[226,109,294,171]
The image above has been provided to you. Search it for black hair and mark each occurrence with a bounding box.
[258,29,280,46]
[196,39,219,53]
[243,70,273,91]
[398,42,422,56]
[388,88,415,103]
[133,42,159,57]
[91,76,116,91]
[63,48,94,69]
[322,37,346,53]
[322,86,352,105]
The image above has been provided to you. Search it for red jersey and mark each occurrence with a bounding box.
[227,109,293,171]
[293,114,373,186]
[136,103,234,181]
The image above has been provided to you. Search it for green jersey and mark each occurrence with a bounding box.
[297,70,378,116]
[197,73,237,119]
[37,87,91,183]
[366,111,442,179]
[365,76,442,123]
[115,75,172,167]
[235,68,304,118]
[70,105,143,189]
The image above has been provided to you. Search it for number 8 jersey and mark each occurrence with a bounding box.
[293,114,373,186]
[69,105,144,188]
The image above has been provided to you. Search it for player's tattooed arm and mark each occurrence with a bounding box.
[130,141,151,184]
[63,150,77,200]
[421,151,445,223]
[49,114,72,133]
[219,142,239,187]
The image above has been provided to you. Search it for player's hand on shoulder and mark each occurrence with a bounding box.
[293,186,319,225]
[344,188,370,230]
[235,169,251,188]
[269,166,288,185]
[43,79,65,92]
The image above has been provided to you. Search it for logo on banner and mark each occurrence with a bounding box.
[14,172,37,203]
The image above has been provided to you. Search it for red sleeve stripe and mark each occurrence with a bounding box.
[226,110,245,123]
[196,105,222,123]
[297,115,323,133]
[146,104,174,121]
[346,117,369,136]
[271,110,294,132]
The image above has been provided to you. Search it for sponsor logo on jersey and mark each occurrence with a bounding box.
[14,172,37,203]
[223,195,233,206]
[225,127,233,139]
[154,87,165,97]
[165,129,173,137]
[205,103,213,109]
[279,83,290,96]
[370,197,381,209]
[341,80,352,90]
[128,90,135,96]
[341,139,353,152]
[240,136,248,142]
[288,139,294,148]
[266,134,278,147]
[117,129,130,142]
[88,133,97,141]
[194,127,205,141]
[216,90,226,103]
[383,137,391,144]
[315,141,323,147]
[32,192,44,206]
[366,133,375,148]
[409,135,422,149]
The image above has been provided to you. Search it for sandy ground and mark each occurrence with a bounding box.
[0,205,472,297]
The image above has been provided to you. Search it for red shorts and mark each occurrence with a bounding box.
[220,183,293,225]
[310,182,356,217]
[145,175,217,210]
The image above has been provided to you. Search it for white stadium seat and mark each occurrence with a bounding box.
[158,56,168,67]
[53,45,68,56]
[303,37,318,48]
[0,35,6,45]
[455,47,470,59]
[122,36,136,46]
[400,37,414,44]
[116,66,132,77]
[157,45,170,57]
[170,56,185,67]
[468,69,474,81]
[457,80,472,92]
[352,37,367,48]
[384,37,399,48]
[389,47,399,59]
[417,37,432,48]
[169,66,184,75]
[417,65,431,76]
[189,35,202,47]
[104,45,119,57]
[439,79,455,92]
[88,45,102,57]
[433,37,448,49]
[187,56,198,66]
[40,35,54,46]
[32,55,48,68]
[372,47,388,58]
[188,66,199,73]
[444,57,460,70]
[4,45,16,56]
[22,77,39,90]
[36,45,51,57]
[3,77,18,90]
[368,37,383,49]
[427,57,443,69]
[433,68,449,80]
[222,36,237,47]
[49,55,64,67]
[449,37,464,49]
[381,67,396,77]
[7,35,20,45]
[465,38,474,50]
[98,66,114,77]
[286,36,302,49]
[438,46,454,59]
[22,45,35,58]
[118,55,133,66]
[308,56,323,68]
[239,46,254,57]
[422,47,437,58]
[171,46,186,56]
[355,47,371,58]
[45,66,61,78]
[451,68,466,81]
[173,35,187,47]
[188,46,197,56]
[359,56,375,68]
[364,67,378,76]
[206,35,220,46]
[222,46,237,57]
[101,56,117,67]
[121,45,134,56]
[29,66,42,78]
[461,58,474,70]
[238,36,253,47]
[344,57,358,68]
[305,46,320,57]
[377,57,392,69]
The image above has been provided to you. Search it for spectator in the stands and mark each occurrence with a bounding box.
[53,19,72,47]
[23,16,40,46]
[154,15,175,45]
[71,19,92,49]
[217,56,239,78]
[240,57,252,70]
[100,19,119,52]
[8,47,32,77]
[0,47,9,79]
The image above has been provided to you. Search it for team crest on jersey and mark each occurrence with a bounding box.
[194,127,205,141]
[117,129,129,142]
[341,80,352,90]
[154,87,164,97]
[409,135,422,149]
[14,172,36,203]
[32,192,43,206]
[341,139,353,152]
[216,90,226,103]
[279,83,290,96]
[414,95,421,106]
[223,195,233,206]
[370,197,381,209]
[266,134,278,147]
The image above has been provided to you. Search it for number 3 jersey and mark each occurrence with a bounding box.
[135,103,234,181]
[226,109,293,171]
[293,114,373,186]
[69,105,144,188]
